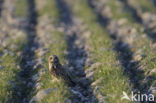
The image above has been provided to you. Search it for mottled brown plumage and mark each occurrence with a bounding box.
[48,55,75,86]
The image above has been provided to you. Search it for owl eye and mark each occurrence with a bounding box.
[54,58,58,62]
[49,57,53,60]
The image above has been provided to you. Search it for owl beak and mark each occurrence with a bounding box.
[50,60,54,63]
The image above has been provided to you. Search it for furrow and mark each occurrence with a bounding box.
[0,0,4,17]
[29,0,71,102]
[89,0,156,100]
[89,0,146,94]
[151,0,156,6]
[0,0,29,102]
[63,0,134,102]
[29,0,97,102]
[56,0,97,102]
[120,0,156,42]
[12,0,39,102]
[117,0,156,98]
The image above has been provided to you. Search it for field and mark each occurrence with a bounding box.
[0,0,156,103]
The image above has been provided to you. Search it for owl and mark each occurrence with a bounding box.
[48,55,75,86]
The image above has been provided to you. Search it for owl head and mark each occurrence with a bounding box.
[48,55,60,64]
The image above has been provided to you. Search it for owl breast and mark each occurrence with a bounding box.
[49,63,62,78]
